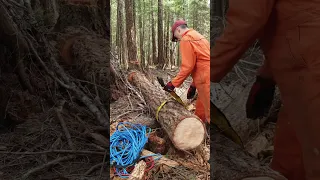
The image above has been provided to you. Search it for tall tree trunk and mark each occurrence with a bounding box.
[164,10,169,67]
[193,2,198,30]
[147,0,152,67]
[119,0,128,69]
[157,0,164,68]
[138,0,145,68]
[125,0,139,70]
[170,16,175,68]
[133,0,136,30]
[116,0,121,65]
[151,0,157,65]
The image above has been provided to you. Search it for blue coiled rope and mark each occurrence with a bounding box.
[110,122,161,178]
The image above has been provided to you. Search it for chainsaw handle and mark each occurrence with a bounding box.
[157,77,166,87]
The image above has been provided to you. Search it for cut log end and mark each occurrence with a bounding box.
[173,117,205,150]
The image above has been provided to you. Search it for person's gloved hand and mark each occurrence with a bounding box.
[187,85,196,99]
[246,76,276,119]
[163,81,175,92]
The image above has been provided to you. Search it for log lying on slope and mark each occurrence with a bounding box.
[128,71,205,151]
[211,129,286,180]
[221,82,281,143]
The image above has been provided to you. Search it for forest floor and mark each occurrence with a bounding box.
[0,71,108,180]
[109,67,210,180]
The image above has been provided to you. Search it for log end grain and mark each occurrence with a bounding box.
[173,117,205,150]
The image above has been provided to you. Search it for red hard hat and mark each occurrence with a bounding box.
[171,20,187,42]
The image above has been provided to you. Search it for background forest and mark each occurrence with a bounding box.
[111,0,210,70]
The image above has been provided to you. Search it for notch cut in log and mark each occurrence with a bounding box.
[128,71,205,151]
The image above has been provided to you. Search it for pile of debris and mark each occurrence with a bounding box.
[0,0,109,179]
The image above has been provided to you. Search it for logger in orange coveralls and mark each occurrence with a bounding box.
[211,0,320,180]
[163,20,210,124]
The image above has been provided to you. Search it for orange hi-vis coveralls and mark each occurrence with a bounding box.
[211,0,320,179]
[171,29,210,124]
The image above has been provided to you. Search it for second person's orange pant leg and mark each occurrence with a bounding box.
[271,107,306,180]
[194,81,210,124]
[194,99,205,122]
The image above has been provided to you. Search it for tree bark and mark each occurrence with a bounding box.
[116,0,121,60]
[157,0,164,68]
[119,0,128,69]
[151,0,157,65]
[128,71,205,151]
[211,129,287,180]
[125,0,139,70]
[165,9,170,67]
[138,0,145,68]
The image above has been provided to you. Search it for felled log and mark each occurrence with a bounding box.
[220,82,281,143]
[110,114,160,136]
[128,71,205,151]
[211,129,286,180]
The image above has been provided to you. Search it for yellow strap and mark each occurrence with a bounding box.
[156,97,189,121]
[156,100,168,121]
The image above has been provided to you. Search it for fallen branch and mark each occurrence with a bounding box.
[25,36,109,127]
[87,132,108,148]
[85,162,104,175]
[0,150,105,155]
[22,155,76,179]
[99,150,107,177]
[55,100,75,150]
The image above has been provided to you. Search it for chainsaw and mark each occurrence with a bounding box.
[157,77,186,107]
[211,101,244,148]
